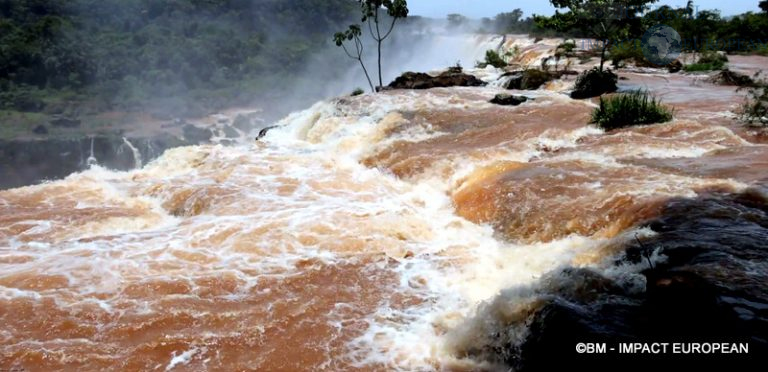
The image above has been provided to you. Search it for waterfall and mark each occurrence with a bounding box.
[86,137,98,167]
[122,137,144,169]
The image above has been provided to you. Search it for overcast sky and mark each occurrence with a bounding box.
[408,0,761,19]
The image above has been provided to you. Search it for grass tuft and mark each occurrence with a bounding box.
[591,90,674,130]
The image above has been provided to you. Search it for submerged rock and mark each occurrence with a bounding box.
[386,70,486,90]
[32,125,48,135]
[490,94,528,106]
[668,59,683,73]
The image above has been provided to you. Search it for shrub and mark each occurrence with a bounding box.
[571,67,618,99]
[483,49,507,69]
[610,41,653,68]
[741,86,768,126]
[591,90,674,130]
[684,52,728,72]
[351,88,365,96]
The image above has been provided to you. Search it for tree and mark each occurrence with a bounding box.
[761,1,768,13]
[335,1,408,91]
[362,0,409,89]
[334,25,375,92]
[538,0,658,72]
[447,13,467,28]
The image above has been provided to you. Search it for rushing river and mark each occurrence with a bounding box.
[1,36,767,370]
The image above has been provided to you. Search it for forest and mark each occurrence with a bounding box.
[0,0,358,119]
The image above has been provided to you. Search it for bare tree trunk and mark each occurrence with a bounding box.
[375,8,383,89]
[360,60,375,92]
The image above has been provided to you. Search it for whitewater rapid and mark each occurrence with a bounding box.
[3,70,764,370]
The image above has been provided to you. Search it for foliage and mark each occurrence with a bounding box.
[0,0,359,117]
[537,0,657,71]
[447,13,468,29]
[684,52,728,71]
[591,90,674,130]
[334,25,375,92]
[351,88,365,96]
[483,50,507,69]
[741,82,768,126]
[336,0,409,91]
[610,39,654,67]
[571,67,618,99]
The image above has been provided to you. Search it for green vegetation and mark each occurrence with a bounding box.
[0,0,359,119]
[351,88,365,96]
[478,50,508,69]
[684,52,729,72]
[741,83,768,126]
[336,0,409,92]
[571,68,619,99]
[591,90,674,130]
[537,0,655,72]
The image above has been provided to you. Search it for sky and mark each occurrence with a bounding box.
[408,0,762,19]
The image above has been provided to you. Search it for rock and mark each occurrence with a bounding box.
[708,69,757,87]
[490,94,528,106]
[50,117,81,128]
[492,192,768,370]
[32,125,48,135]
[668,59,683,73]
[504,69,559,90]
[386,70,486,90]
[256,125,278,140]
[182,124,213,143]
[570,68,618,99]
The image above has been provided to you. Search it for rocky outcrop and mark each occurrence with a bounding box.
[668,59,683,73]
[386,70,486,90]
[708,69,758,87]
[504,69,561,90]
[490,94,529,106]
[0,134,192,190]
[482,190,768,370]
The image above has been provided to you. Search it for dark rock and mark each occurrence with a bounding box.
[182,124,213,143]
[50,117,81,128]
[504,69,560,90]
[708,69,757,87]
[668,59,683,73]
[571,68,618,99]
[256,125,278,140]
[0,134,190,190]
[490,191,768,370]
[490,94,528,106]
[32,125,48,135]
[386,70,486,90]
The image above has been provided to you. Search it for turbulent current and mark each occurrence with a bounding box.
[1,36,768,370]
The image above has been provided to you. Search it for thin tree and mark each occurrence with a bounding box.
[360,0,409,89]
[334,25,375,92]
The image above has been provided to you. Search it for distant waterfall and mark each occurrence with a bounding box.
[122,137,143,169]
